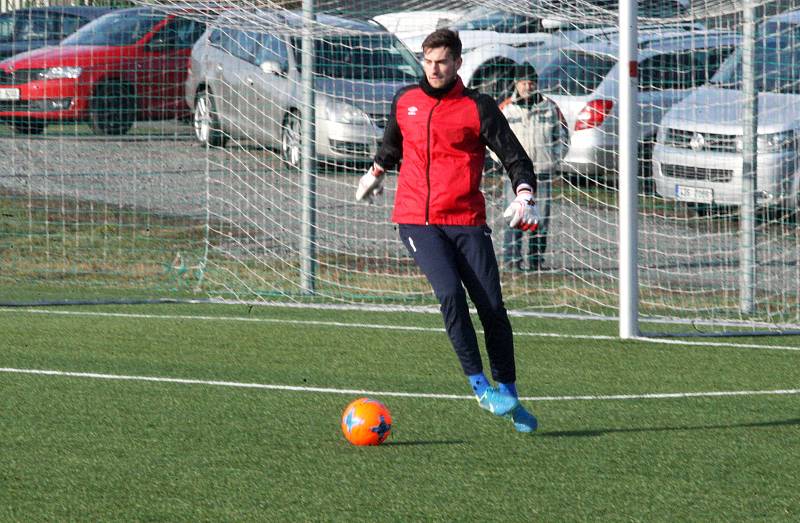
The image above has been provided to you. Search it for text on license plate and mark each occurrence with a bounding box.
[675,185,713,204]
[0,88,20,101]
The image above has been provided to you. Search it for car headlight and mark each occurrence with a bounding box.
[38,66,82,80]
[757,130,796,153]
[323,99,370,125]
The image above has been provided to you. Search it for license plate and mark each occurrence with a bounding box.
[675,185,713,204]
[0,88,19,101]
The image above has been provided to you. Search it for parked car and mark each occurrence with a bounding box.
[0,6,112,60]
[652,10,800,214]
[0,7,207,134]
[394,8,607,100]
[392,4,699,101]
[538,30,739,180]
[372,9,466,54]
[186,10,422,168]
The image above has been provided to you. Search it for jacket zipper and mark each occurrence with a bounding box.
[425,99,441,225]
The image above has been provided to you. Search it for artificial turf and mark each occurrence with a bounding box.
[2,304,799,520]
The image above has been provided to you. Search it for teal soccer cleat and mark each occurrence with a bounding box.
[508,405,538,433]
[477,387,520,416]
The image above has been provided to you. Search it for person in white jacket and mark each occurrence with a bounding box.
[498,63,568,270]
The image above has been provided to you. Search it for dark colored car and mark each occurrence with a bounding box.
[0,7,113,61]
[0,7,207,134]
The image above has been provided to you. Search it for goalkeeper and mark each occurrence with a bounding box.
[355,28,540,433]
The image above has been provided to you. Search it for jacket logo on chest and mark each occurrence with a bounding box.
[407,106,418,116]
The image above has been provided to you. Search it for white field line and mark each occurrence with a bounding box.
[2,307,800,352]
[207,298,800,331]
[2,367,799,402]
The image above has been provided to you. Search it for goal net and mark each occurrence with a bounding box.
[2,0,800,336]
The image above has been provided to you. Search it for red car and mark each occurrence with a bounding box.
[0,7,206,134]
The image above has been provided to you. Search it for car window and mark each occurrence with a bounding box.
[218,28,237,56]
[255,32,288,68]
[15,13,53,40]
[58,14,87,39]
[0,11,82,42]
[208,27,221,46]
[691,45,736,86]
[760,20,800,44]
[149,17,205,49]
[0,13,13,42]
[538,50,617,95]
[583,0,689,18]
[239,30,261,64]
[639,53,689,91]
[219,28,259,63]
[711,31,800,94]
[62,10,163,46]
[290,34,422,81]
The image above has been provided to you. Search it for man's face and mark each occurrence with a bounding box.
[515,79,536,99]
[422,46,462,88]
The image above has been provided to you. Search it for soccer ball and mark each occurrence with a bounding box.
[341,397,392,446]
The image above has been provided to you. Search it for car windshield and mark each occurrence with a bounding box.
[451,9,542,33]
[291,34,422,81]
[0,11,82,42]
[61,11,162,46]
[538,50,617,95]
[710,24,800,94]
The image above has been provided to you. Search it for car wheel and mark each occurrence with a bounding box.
[12,121,46,134]
[89,81,136,136]
[194,89,227,147]
[281,111,302,169]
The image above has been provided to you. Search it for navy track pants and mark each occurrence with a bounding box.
[399,224,516,383]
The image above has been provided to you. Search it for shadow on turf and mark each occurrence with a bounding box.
[540,418,800,438]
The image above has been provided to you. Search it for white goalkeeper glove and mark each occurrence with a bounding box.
[355,164,385,204]
[503,188,540,232]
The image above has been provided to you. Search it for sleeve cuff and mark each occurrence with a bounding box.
[515,183,533,195]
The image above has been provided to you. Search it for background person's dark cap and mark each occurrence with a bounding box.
[512,63,538,83]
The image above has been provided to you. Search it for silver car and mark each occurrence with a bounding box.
[185,10,421,168]
[538,30,739,179]
[653,10,800,213]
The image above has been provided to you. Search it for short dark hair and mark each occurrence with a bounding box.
[421,28,462,60]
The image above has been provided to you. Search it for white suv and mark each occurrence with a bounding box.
[653,10,800,213]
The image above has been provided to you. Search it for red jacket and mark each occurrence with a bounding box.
[375,77,535,226]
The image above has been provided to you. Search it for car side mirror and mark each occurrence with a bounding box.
[260,60,283,76]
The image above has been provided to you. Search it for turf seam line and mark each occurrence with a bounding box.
[2,307,800,352]
[2,367,799,402]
